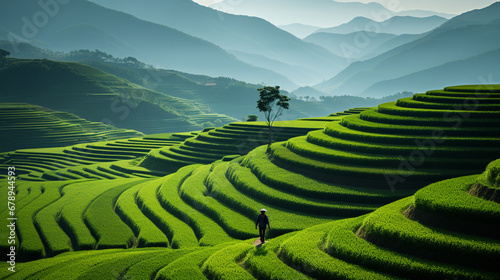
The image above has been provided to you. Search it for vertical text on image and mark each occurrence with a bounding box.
[6,166,17,273]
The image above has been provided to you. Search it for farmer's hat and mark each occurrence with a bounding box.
[260,209,267,212]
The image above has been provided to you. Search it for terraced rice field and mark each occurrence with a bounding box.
[0,103,144,153]
[270,85,500,190]
[0,132,197,181]
[2,157,498,279]
[138,108,364,172]
[1,108,364,181]
[1,85,500,279]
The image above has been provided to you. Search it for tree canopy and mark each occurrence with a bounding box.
[257,86,290,147]
[246,114,259,122]
[0,49,11,58]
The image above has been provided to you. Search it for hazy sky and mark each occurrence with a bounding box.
[194,0,220,5]
[193,0,499,14]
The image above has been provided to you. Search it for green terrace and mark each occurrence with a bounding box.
[1,108,368,181]
[0,59,239,134]
[138,108,366,173]
[0,103,144,153]
[0,132,196,181]
[1,158,498,279]
[1,85,500,279]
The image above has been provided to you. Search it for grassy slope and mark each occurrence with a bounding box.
[4,158,498,279]
[0,58,237,134]
[0,41,418,121]
[0,109,368,261]
[0,103,144,153]
[1,85,500,279]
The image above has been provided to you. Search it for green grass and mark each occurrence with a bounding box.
[139,118,340,172]
[360,108,498,127]
[341,114,500,137]
[2,85,500,278]
[84,179,147,249]
[285,136,486,170]
[160,146,217,164]
[202,243,255,280]
[243,232,312,280]
[0,249,126,279]
[56,179,138,251]
[396,97,500,111]
[0,103,144,153]
[278,222,392,280]
[1,131,191,181]
[64,250,159,280]
[320,123,500,150]
[227,161,377,216]
[481,158,500,189]
[124,248,198,279]
[157,165,235,246]
[178,164,256,239]
[10,182,43,212]
[241,146,409,203]
[1,181,71,261]
[155,243,236,280]
[206,162,334,235]
[443,84,500,93]
[325,217,490,280]
[22,250,148,279]
[270,143,462,188]
[31,181,88,257]
[414,175,500,223]
[360,197,500,270]
[115,180,170,247]
[412,93,500,104]
[135,173,199,248]
[377,101,500,118]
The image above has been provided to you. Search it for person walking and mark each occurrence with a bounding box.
[255,209,270,243]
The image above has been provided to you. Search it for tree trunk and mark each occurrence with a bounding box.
[267,123,273,148]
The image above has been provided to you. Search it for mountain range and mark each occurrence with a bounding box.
[278,23,322,39]
[315,16,448,35]
[0,0,298,89]
[0,57,232,134]
[363,48,500,96]
[1,0,498,100]
[87,0,346,87]
[210,0,454,27]
[315,2,500,97]
[304,32,401,61]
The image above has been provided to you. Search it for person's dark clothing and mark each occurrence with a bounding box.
[256,214,269,228]
[256,214,270,242]
[259,227,266,243]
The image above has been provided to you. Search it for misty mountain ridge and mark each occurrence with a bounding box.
[396,9,455,19]
[0,0,297,89]
[1,41,416,126]
[210,0,453,28]
[362,48,500,97]
[87,0,347,88]
[304,31,430,62]
[304,32,398,60]
[314,2,500,97]
[277,23,321,39]
[316,15,448,35]
[0,58,225,134]
[2,0,497,100]
[210,0,396,27]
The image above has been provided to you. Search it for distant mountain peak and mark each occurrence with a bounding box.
[210,0,391,27]
[315,15,448,35]
[314,2,500,97]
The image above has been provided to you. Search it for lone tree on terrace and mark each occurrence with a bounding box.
[257,86,290,149]
[0,49,10,59]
